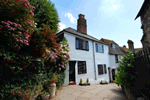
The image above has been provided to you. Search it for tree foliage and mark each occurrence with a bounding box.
[28,0,60,33]
[115,49,136,87]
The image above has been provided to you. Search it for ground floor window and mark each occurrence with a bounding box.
[98,64,107,75]
[78,61,87,74]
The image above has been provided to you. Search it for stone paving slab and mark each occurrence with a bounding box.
[53,83,127,100]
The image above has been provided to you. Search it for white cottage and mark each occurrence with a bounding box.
[100,38,124,82]
[57,14,111,85]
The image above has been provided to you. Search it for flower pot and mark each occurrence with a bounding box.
[79,83,90,86]
[49,82,56,97]
[100,83,108,85]
[41,94,50,100]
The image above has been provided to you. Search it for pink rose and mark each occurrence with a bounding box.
[19,32,22,34]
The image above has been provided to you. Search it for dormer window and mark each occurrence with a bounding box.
[111,44,116,49]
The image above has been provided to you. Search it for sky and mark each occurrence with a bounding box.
[51,0,144,48]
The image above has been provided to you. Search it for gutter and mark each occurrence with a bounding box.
[92,40,97,80]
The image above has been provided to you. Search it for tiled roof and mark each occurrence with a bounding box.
[120,47,142,53]
[100,38,124,55]
[57,27,109,45]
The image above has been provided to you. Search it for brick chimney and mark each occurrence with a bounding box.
[77,14,87,34]
[127,40,135,53]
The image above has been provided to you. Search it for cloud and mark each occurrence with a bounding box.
[58,23,66,32]
[112,5,118,9]
[65,12,76,24]
[99,0,121,15]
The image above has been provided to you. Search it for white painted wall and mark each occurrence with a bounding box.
[63,32,110,85]
[94,42,110,84]
[109,54,123,81]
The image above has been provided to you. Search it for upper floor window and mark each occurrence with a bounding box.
[111,44,116,49]
[115,55,118,63]
[96,43,104,53]
[78,61,87,74]
[76,38,89,51]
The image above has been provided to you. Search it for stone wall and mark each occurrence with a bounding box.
[140,5,150,48]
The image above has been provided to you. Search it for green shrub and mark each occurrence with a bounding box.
[100,80,103,84]
[115,49,136,87]
[86,78,89,83]
[56,72,65,89]
[80,78,82,84]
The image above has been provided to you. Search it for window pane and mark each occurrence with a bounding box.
[98,64,103,75]
[86,41,89,50]
[83,40,86,49]
[104,64,107,74]
[102,45,104,53]
[96,44,98,52]
[112,44,115,49]
[78,61,86,74]
[79,39,83,49]
[76,38,79,49]
[115,55,118,63]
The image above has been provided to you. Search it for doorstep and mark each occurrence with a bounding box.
[68,82,76,85]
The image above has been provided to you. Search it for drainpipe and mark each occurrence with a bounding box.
[92,41,97,80]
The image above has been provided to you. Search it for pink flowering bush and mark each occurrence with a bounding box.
[44,37,70,73]
[0,0,35,50]
[0,0,70,99]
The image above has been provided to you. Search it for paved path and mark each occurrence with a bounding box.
[53,83,127,100]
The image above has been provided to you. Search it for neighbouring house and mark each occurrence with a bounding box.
[135,0,150,48]
[100,38,124,82]
[120,40,142,53]
[57,14,111,85]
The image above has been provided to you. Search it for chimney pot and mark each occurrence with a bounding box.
[123,45,126,48]
[79,14,84,19]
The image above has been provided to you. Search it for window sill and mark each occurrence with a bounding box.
[96,51,104,53]
[76,48,89,51]
[78,73,87,75]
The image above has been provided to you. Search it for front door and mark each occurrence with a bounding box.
[69,61,76,82]
[112,69,116,80]
[108,67,111,82]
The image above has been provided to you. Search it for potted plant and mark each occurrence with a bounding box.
[100,80,108,85]
[100,80,103,84]
[105,80,108,84]
[86,78,90,85]
[79,78,82,85]
[40,91,50,100]
[79,78,90,86]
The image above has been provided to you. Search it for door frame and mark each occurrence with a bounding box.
[108,67,111,83]
[69,61,76,82]
[112,69,116,80]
